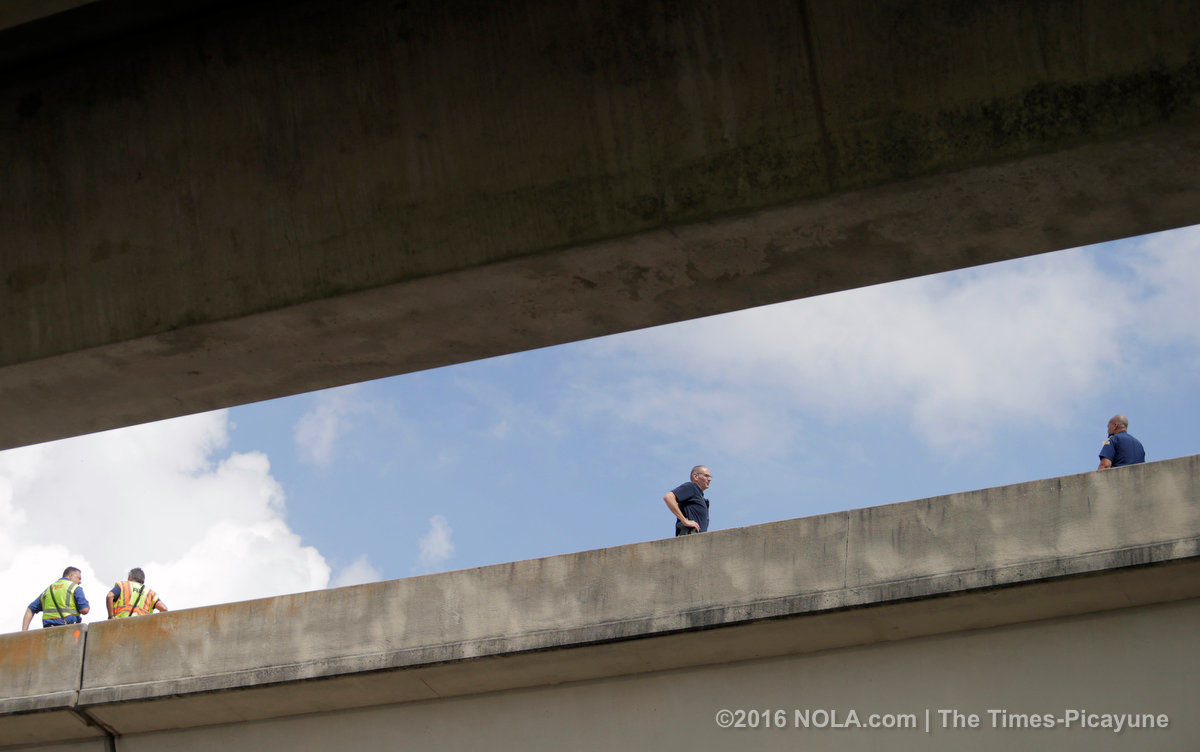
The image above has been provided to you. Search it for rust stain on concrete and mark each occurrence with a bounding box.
[0,628,82,697]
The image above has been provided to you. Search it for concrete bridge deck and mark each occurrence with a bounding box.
[3,454,1198,750]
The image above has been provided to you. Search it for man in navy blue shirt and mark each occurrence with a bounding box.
[1098,414,1146,469]
[22,566,91,630]
[664,465,712,536]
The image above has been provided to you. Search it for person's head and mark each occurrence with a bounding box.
[690,465,712,491]
[127,568,145,584]
[1107,414,1129,435]
[62,566,82,584]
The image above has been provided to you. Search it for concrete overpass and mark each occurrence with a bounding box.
[3,2,1200,749]
[2,455,1198,751]
[3,0,1200,450]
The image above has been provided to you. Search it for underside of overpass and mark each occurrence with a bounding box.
[3,0,1200,449]
[2,455,1198,751]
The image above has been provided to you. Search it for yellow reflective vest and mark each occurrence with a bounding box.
[39,579,80,623]
[113,580,158,618]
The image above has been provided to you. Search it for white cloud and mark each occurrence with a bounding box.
[415,515,454,573]
[331,554,382,588]
[576,230,1197,452]
[1131,225,1200,348]
[0,411,330,630]
[454,376,567,442]
[147,518,329,609]
[569,379,801,460]
[294,390,356,467]
[490,420,512,439]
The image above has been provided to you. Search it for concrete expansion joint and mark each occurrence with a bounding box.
[74,625,119,751]
[69,706,119,752]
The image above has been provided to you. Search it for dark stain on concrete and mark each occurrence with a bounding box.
[6,263,50,294]
[616,262,653,301]
[89,239,133,263]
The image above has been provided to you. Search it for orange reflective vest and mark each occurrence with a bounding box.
[113,580,158,617]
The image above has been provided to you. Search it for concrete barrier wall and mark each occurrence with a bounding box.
[112,598,1200,752]
[0,626,103,748]
[78,456,1200,702]
[0,625,84,713]
[10,599,1199,751]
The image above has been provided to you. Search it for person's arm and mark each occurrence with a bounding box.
[74,588,89,617]
[106,591,116,619]
[153,599,168,613]
[1098,438,1115,470]
[664,491,700,531]
[21,608,34,631]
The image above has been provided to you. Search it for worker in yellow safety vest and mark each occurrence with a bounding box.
[106,568,169,618]
[22,566,91,629]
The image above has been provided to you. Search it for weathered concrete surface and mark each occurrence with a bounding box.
[117,599,1200,752]
[1,455,1197,747]
[0,625,83,713]
[0,623,101,747]
[3,0,1200,449]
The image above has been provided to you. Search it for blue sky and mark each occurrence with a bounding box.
[2,225,1198,621]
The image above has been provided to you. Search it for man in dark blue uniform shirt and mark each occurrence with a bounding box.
[1098,414,1146,469]
[664,465,711,536]
[22,566,90,630]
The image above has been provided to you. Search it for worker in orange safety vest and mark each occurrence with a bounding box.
[106,568,169,619]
